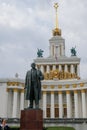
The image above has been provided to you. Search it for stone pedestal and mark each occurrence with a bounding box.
[20,109,43,130]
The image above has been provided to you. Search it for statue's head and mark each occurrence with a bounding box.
[31,62,36,69]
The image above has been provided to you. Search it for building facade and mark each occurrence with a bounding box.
[35,31,87,119]
[0,78,24,118]
[0,3,87,119]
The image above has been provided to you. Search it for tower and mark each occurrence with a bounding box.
[35,3,80,78]
[34,3,83,119]
[50,3,65,58]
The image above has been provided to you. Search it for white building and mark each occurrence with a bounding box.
[0,3,87,119]
[0,78,24,118]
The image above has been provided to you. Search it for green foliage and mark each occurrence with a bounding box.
[10,126,20,130]
[10,126,75,130]
[43,127,48,130]
[46,126,75,130]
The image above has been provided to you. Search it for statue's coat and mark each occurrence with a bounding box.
[25,69,44,100]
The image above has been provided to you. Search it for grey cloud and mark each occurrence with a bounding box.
[0,0,87,79]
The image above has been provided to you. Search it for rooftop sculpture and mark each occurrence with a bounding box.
[37,48,44,57]
[71,47,77,56]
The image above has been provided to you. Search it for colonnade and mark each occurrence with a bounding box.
[40,64,80,77]
[7,88,24,118]
[50,44,65,57]
[42,89,87,118]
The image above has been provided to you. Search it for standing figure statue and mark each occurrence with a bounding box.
[25,62,44,109]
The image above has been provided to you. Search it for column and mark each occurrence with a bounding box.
[6,89,9,117]
[65,64,68,72]
[20,89,24,110]
[59,65,62,71]
[40,65,44,73]
[61,45,64,56]
[58,91,63,118]
[53,65,56,70]
[50,45,53,57]
[59,45,61,56]
[56,46,58,56]
[43,91,47,118]
[12,88,18,118]
[66,91,71,118]
[81,90,87,118]
[77,64,80,77]
[49,46,51,56]
[54,46,56,57]
[74,90,79,118]
[63,44,65,56]
[51,91,54,118]
[58,46,60,56]
[47,65,50,73]
[78,91,82,118]
[52,45,54,56]
[6,89,13,118]
[71,64,74,73]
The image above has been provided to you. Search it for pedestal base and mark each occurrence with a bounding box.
[20,109,43,130]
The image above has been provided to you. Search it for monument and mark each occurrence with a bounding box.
[20,109,43,130]
[20,62,44,130]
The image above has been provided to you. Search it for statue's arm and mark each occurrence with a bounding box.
[25,71,29,89]
[39,70,44,80]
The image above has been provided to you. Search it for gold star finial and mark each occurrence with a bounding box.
[54,3,58,11]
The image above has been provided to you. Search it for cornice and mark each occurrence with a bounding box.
[42,79,87,91]
[34,56,80,64]
[0,78,24,84]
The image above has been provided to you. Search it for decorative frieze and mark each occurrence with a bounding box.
[7,82,19,86]
[73,84,77,88]
[44,69,77,80]
[43,85,47,89]
[58,85,62,89]
[65,85,69,88]
[80,83,84,87]
[50,85,54,89]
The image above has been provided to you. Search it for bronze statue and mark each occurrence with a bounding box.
[25,62,44,109]
[37,48,44,57]
[71,47,76,56]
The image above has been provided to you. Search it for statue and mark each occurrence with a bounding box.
[44,72,49,80]
[64,72,68,79]
[37,48,44,57]
[53,69,59,79]
[25,62,44,109]
[49,71,53,80]
[70,47,76,56]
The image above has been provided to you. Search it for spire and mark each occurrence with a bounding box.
[53,3,61,36]
[54,3,58,29]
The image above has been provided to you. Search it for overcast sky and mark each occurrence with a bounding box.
[0,0,87,79]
